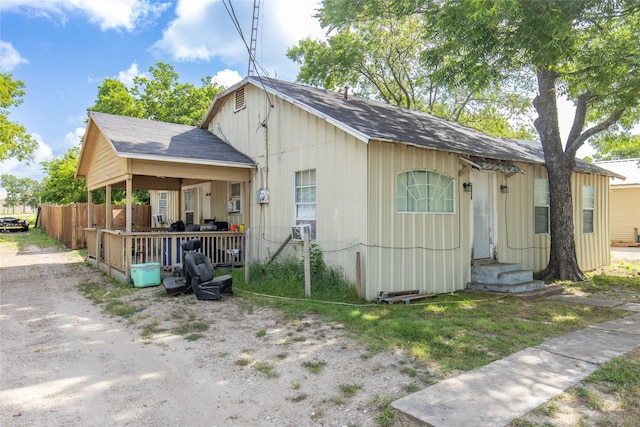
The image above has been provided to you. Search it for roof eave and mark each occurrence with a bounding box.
[118,152,255,169]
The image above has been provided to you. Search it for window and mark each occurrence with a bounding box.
[295,169,316,239]
[158,191,168,217]
[228,182,241,213]
[582,185,595,234]
[185,190,194,225]
[534,178,549,234]
[234,87,245,111]
[396,170,454,213]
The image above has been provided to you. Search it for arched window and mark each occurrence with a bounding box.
[397,170,454,213]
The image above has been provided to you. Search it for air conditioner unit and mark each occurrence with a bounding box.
[291,224,310,241]
[227,199,241,213]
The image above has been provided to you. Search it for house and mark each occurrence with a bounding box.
[594,158,640,244]
[197,76,618,299]
[78,77,620,299]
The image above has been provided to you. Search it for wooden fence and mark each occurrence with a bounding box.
[38,204,151,249]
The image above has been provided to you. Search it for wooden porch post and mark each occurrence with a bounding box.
[106,185,112,229]
[87,190,94,227]
[126,176,133,232]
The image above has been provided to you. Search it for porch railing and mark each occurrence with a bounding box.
[85,228,245,279]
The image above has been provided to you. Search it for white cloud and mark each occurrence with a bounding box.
[0,41,28,72]
[63,127,86,149]
[0,0,170,31]
[117,62,144,87]
[211,69,242,88]
[151,0,325,80]
[0,133,53,185]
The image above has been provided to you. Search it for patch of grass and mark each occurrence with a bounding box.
[184,333,205,341]
[301,359,327,374]
[256,328,267,337]
[254,361,279,378]
[236,259,629,374]
[140,319,166,338]
[572,386,606,411]
[104,299,138,318]
[171,321,209,336]
[533,401,560,418]
[375,407,397,427]
[282,335,307,345]
[288,393,307,402]
[234,357,252,367]
[338,383,362,398]
[0,226,66,250]
[401,382,421,393]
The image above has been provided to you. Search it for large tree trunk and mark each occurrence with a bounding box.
[532,68,587,282]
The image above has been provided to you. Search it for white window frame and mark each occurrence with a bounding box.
[534,178,550,234]
[582,185,595,234]
[294,169,316,239]
[396,170,455,214]
[228,182,241,213]
[158,191,168,218]
[184,190,195,225]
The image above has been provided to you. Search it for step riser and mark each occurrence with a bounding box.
[498,270,534,285]
[471,263,523,284]
[466,280,545,293]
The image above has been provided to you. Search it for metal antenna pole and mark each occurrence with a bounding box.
[247,0,259,76]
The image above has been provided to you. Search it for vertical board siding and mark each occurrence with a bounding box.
[210,85,369,293]
[367,141,470,298]
[609,187,640,242]
[496,166,610,273]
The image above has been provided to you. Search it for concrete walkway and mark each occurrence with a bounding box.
[392,296,640,427]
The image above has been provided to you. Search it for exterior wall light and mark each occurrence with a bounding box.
[500,185,509,193]
[463,182,472,192]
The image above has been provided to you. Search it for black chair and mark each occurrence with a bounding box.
[183,239,233,300]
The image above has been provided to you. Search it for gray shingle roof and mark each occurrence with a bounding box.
[90,111,254,167]
[246,76,618,177]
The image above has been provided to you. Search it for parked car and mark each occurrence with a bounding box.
[0,217,29,232]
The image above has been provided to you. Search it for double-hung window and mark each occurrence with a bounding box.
[396,170,454,213]
[582,185,595,234]
[534,178,549,234]
[294,169,316,239]
[185,190,194,225]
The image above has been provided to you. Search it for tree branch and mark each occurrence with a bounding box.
[566,91,596,145]
[566,109,625,156]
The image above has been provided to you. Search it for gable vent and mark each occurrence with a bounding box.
[234,87,245,111]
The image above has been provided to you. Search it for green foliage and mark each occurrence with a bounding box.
[0,174,41,211]
[0,72,37,163]
[88,62,224,127]
[40,146,88,204]
[590,131,640,160]
[287,13,534,139]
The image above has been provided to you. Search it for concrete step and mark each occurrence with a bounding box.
[466,280,545,294]
[470,263,523,284]
[498,269,533,285]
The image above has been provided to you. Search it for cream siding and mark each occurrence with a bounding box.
[366,141,470,299]
[496,166,610,273]
[149,190,179,225]
[609,187,640,242]
[85,132,128,190]
[209,85,368,286]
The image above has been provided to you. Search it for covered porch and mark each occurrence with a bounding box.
[76,112,255,282]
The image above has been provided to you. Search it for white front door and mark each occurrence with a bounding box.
[471,171,497,260]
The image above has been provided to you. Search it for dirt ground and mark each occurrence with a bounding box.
[0,243,421,426]
[1,243,638,426]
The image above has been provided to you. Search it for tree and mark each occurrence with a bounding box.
[89,63,225,127]
[590,131,640,160]
[319,0,640,282]
[0,174,41,213]
[287,15,533,139]
[40,147,88,204]
[0,73,38,163]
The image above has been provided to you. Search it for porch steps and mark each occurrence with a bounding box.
[467,262,545,294]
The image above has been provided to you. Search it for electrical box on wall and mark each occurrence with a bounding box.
[256,188,270,204]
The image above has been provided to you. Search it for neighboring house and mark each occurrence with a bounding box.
[78,77,620,300]
[594,158,640,243]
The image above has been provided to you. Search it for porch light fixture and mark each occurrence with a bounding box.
[463,182,472,193]
[500,185,509,193]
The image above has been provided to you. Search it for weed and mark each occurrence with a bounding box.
[171,321,209,336]
[302,359,327,374]
[291,381,301,390]
[288,393,307,402]
[533,401,559,418]
[401,382,421,393]
[140,319,166,338]
[375,407,397,427]
[184,333,205,341]
[254,361,279,378]
[256,329,267,337]
[338,383,362,398]
[234,357,252,367]
[217,351,229,357]
[276,352,289,360]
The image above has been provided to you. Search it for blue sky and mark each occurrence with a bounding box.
[0,0,324,186]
